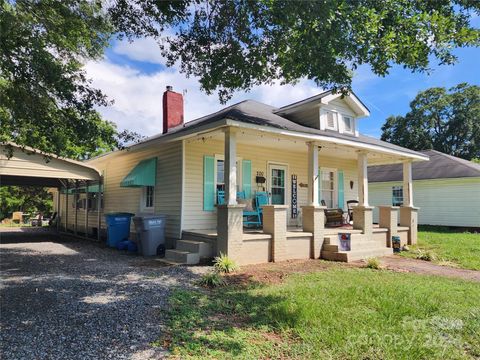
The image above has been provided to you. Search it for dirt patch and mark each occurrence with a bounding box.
[382,255,480,282]
[229,259,356,286]
[228,256,480,286]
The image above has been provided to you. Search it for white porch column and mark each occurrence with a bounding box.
[357,151,369,207]
[224,127,237,205]
[307,142,319,206]
[400,159,418,245]
[403,160,413,207]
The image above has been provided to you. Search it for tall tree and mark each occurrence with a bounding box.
[1,0,479,157]
[381,83,480,160]
[111,0,480,102]
[0,0,139,159]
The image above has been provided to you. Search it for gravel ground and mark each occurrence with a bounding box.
[0,232,208,360]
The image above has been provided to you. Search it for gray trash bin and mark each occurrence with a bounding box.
[133,215,166,256]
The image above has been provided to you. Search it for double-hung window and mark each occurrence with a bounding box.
[142,186,154,211]
[214,155,242,201]
[392,186,403,206]
[321,170,336,208]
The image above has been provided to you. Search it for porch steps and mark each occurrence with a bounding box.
[164,239,214,265]
[321,234,393,262]
[164,249,200,265]
[322,247,393,262]
[176,240,213,258]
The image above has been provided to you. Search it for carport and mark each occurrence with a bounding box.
[0,143,103,241]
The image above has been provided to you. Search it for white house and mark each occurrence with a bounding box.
[369,150,480,228]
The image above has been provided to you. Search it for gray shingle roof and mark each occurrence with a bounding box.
[368,150,480,182]
[132,99,424,158]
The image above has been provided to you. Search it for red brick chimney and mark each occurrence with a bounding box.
[162,86,184,134]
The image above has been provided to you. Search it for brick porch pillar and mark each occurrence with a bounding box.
[301,205,326,259]
[378,206,399,247]
[262,205,288,262]
[353,206,374,235]
[400,206,419,245]
[217,204,245,261]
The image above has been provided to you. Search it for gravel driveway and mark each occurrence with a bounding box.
[0,232,206,359]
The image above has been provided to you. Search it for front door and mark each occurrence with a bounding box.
[268,164,287,205]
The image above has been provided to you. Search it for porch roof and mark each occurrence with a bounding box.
[369,150,480,182]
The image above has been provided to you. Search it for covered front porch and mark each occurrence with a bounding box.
[177,124,423,265]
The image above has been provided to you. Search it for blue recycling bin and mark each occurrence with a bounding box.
[105,213,135,248]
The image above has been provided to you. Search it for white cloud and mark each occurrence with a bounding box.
[85,38,321,136]
[86,38,390,137]
[86,57,321,136]
[112,37,165,64]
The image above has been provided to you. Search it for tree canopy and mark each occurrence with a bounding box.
[0,186,53,221]
[381,83,480,160]
[0,0,139,159]
[1,0,479,157]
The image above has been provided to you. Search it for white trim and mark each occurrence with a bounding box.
[267,161,289,206]
[275,91,369,117]
[320,93,370,117]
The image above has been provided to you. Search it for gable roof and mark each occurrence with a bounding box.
[127,99,423,156]
[368,150,480,182]
[274,89,370,116]
[91,95,426,161]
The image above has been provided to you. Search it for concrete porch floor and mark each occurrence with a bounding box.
[183,228,312,241]
[182,224,406,241]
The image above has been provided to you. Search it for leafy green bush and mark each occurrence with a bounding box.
[198,271,226,288]
[213,253,238,274]
[414,249,437,261]
[365,257,381,269]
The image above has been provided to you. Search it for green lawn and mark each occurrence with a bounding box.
[402,226,480,270]
[162,268,480,359]
[0,223,32,228]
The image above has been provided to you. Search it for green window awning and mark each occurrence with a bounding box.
[120,157,157,188]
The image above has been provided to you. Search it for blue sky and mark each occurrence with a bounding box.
[85,35,479,139]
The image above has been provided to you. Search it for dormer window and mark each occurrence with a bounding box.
[342,115,354,134]
[325,111,338,131]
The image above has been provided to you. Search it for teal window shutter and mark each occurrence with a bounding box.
[242,160,252,198]
[337,170,345,210]
[203,155,215,211]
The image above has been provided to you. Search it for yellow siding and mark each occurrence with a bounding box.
[369,178,480,227]
[184,138,358,230]
[58,141,183,241]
